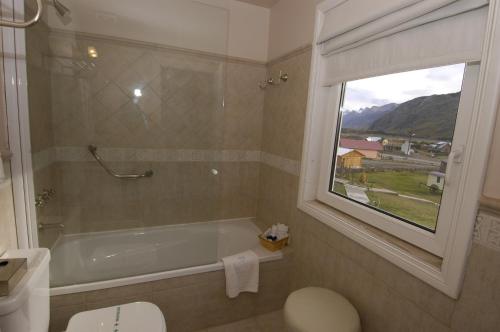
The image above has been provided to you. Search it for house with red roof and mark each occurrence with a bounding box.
[339,138,383,159]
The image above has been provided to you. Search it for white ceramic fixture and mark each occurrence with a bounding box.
[0,249,50,332]
[66,302,166,332]
[0,249,166,332]
[284,287,361,332]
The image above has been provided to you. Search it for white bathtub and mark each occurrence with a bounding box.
[50,218,282,296]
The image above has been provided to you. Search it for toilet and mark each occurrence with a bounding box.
[66,302,166,332]
[284,287,361,332]
[0,249,166,332]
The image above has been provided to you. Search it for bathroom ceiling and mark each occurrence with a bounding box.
[235,0,281,8]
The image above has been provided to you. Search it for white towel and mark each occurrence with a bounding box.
[222,250,259,298]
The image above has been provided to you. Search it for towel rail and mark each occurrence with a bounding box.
[0,0,43,28]
[88,145,153,180]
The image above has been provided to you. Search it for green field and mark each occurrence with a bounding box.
[339,171,442,203]
[336,171,441,230]
[333,182,347,196]
[366,192,438,230]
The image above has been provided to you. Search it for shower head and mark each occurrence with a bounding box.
[53,0,70,17]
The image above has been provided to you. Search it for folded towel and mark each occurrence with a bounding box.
[222,250,259,298]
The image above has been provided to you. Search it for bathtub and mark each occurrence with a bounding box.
[49,218,283,296]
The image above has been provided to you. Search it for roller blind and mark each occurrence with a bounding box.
[318,0,489,86]
[318,0,450,44]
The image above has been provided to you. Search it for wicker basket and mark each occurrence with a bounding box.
[259,235,289,252]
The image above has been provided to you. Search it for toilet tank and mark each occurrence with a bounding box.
[0,249,50,332]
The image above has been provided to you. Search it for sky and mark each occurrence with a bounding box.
[342,63,466,111]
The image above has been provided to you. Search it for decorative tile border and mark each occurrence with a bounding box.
[33,147,262,169]
[32,148,56,171]
[32,147,301,176]
[474,211,500,252]
[261,152,301,176]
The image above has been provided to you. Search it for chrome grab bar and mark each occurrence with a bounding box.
[88,145,154,179]
[38,222,64,230]
[0,0,42,28]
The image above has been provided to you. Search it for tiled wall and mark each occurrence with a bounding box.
[256,47,500,332]
[49,255,293,332]
[54,161,260,233]
[45,32,266,151]
[28,30,267,242]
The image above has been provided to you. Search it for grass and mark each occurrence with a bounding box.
[366,192,439,230]
[339,170,442,203]
[333,181,347,196]
[336,170,441,230]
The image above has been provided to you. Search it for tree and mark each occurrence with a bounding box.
[429,184,439,193]
[359,172,368,185]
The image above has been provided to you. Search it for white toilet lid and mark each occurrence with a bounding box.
[66,302,166,332]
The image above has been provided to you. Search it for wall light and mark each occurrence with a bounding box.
[134,88,143,98]
[87,46,98,58]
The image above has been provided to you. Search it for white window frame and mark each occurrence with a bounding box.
[316,63,479,257]
[298,0,500,298]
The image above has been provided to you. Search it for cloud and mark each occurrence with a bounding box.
[342,63,465,111]
[343,88,391,111]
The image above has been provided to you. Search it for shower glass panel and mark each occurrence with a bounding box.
[23,0,241,287]
[0,33,18,254]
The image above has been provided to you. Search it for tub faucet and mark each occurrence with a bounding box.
[35,189,56,208]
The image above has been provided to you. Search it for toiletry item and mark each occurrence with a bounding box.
[259,234,289,252]
[262,223,290,242]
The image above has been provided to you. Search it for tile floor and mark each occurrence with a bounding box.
[196,310,286,332]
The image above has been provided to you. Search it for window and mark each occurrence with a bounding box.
[316,63,478,256]
[299,0,500,298]
[329,64,465,233]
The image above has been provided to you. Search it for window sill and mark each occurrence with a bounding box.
[297,199,462,296]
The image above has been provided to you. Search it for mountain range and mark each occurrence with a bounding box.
[342,92,461,140]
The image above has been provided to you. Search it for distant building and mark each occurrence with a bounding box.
[401,140,415,155]
[337,148,365,169]
[427,171,445,191]
[429,142,452,154]
[339,138,383,159]
[439,161,448,173]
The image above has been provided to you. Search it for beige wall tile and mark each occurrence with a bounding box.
[46,33,265,152]
[261,50,311,160]
[30,32,266,236]
[50,257,291,332]
[53,161,259,233]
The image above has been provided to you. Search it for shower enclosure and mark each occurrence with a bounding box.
[2,0,267,289]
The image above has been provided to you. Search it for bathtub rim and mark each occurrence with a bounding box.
[49,218,283,296]
[51,217,260,242]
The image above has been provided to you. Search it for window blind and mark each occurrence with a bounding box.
[318,0,489,86]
